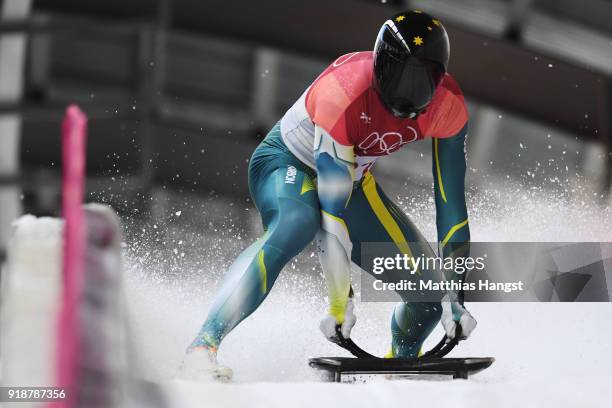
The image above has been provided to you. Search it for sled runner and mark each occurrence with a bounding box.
[309,327,494,382]
[309,356,494,382]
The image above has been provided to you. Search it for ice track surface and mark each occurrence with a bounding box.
[122,179,612,407]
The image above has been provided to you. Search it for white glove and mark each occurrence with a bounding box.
[441,296,477,341]
[320,298,357,340]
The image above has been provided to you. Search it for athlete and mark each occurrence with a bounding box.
[181,10,476,380]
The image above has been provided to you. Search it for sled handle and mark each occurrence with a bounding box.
[332,325,461,360]
[421,326,462,359]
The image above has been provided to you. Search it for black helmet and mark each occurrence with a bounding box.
[373,10,450,118]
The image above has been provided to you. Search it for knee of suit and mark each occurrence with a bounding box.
[266,200,320,258]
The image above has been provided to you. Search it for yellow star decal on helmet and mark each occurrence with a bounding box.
[395,15,405,22]
[413,36,424,46]
[432,19,440,26]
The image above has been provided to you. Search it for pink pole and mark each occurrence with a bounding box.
[54,105,88,407]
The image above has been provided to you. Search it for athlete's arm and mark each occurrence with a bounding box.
[314,125,357,340]
[432,122,477,340]
[432,123,470,257]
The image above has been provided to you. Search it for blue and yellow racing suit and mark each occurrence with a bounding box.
[191,52,471,358]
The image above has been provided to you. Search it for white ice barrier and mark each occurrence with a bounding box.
[1,215,63,404]
[1,205,167,407]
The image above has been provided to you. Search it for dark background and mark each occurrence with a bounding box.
[0,0,611,254]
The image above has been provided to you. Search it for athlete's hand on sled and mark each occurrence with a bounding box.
[320,298,357,340]
[441,296,477,341]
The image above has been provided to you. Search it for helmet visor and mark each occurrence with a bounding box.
[374,24,444,117]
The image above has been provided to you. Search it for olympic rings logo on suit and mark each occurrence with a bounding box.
[357,127,418,155]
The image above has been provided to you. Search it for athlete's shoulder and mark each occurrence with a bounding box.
[439,74,464,98]
[305,52,373,144]
[419,73,469,138]
[324,51,373,96]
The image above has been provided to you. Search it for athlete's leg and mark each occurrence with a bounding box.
[190,165,319,350]
[344,173,442,358]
